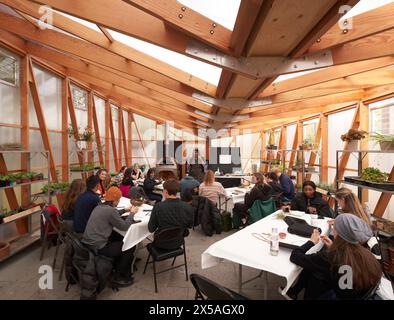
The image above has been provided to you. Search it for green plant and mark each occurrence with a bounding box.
[369,132,394,142]
[68,125,95,142]
[41,182,70,194]
[316,182,336,193]
[81,127,95,142]
[70,163,97,172]
[341,129,368,142]
[361,167,389,183]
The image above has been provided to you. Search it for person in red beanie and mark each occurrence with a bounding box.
[82,186,140,287]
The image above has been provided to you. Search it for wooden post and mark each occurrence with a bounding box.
[20,55,29,208]
[91,95,104,167]
[28,58,58,183]
[287,123,300,176]
[87,91,94,166]
[134,117,151,169]
[260,130,267,172]
[118,107,123,167]
[359,101,369,202]
[320,114,329,183]
[61,78,69,182]
[105,100,110,170]
[108,104,119,171]
[305,119,322,181]
[128,112,133,166]
[120,108,129,167]
[296,121,303,186]
[374,166,394,217]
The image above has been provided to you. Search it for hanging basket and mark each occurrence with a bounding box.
[379,141,394,151]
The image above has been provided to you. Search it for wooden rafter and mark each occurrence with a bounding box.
[0,0,216,95]
[122,0,231,50]
[28,0,232,53]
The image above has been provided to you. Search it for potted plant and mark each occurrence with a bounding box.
[30,172,39,181]
[316,182,336,195]
[13,173,22,184]
[20,173,31,184]
[266,144,277,150]
[369,133,394,151]
[341,129,368,151]
[299,136,315,150]
[0,175,7,188]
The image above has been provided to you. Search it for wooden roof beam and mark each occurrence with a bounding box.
[0,0,215,95]
[308,1,394,53]
[121,0,232,50]
[28,0,233,54]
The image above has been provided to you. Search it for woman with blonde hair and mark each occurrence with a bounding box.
[198,170,226,205]
[335,187,370,224]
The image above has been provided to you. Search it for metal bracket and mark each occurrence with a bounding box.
[195,120,238,129]
[192,92,272,111]
[194,110,249,122]
[186,40,333,79]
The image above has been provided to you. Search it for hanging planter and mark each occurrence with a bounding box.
[341,129,367,151]
[370,133,394,151]
[347,140,359,151]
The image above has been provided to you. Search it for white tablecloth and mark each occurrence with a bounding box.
[115,197,153,251]
[201,210,330,293]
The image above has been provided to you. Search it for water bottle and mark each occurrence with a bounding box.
[270,227,279,256]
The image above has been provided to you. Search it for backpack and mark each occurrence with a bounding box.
[284,216,321,238]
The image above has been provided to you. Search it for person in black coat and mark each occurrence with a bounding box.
[143,168,162,202]
[290,181,333,217]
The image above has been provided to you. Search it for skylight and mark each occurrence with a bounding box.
[342,0,394,19]
[107,30,222,86]
[177,0,241,31]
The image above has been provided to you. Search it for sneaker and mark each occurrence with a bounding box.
[278,286,298,300]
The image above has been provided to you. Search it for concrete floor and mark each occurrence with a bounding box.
[0,228,286,300]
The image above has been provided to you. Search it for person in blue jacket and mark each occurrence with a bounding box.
[272,167,295,200]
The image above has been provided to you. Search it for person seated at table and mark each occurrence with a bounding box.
[181,188,194,205]
[266,171,284,198]
[112,166,127,187]
[180,174,200,201]
[290,181,333,217]
[288,214,382,300]
[82,186,139,287]
[95,168,108,197]
[148,179,194,247]
[119,167,135,198]
[143,168,162,203]
[128,185,148,202]
[61,179,86,231]
[131,163,144,180]
[335,187,370,224]
[73,175,101,234]
[199,170,226,205]
[331,187,380,258]
[272,167,295,200]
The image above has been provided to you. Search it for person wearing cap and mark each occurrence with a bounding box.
[287,214,382,300]
[82,186,139,287]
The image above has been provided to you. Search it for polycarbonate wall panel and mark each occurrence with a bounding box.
[32,65,62,131]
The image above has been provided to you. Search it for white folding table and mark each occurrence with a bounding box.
[201,210,330,298]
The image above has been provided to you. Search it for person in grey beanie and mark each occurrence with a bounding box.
[321,214,381,259]
[286,213,382,300]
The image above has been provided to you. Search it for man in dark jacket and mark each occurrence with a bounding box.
[148,179,194,248]
[73,175,101,233]
[273,168,295,200]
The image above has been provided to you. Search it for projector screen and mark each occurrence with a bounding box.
[219,154,232,164]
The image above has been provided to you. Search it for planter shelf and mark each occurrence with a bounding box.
[0,178,47,191]
[344,176,394,192]
[1,205,41,224]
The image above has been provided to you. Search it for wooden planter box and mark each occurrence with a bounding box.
[2,206,41,224]
[0,241,10,260]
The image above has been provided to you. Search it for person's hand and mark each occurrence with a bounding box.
[320,235,333,248]
[307,206,317,214]
[310,229,321,244]
[129,205,139,214]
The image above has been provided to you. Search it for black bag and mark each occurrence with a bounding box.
[220,211,232,232]
[284,216,321,238]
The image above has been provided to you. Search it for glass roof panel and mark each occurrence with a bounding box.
[108,30,222,86]
[177,0,241,30]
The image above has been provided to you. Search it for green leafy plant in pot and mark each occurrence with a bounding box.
[369,133,394,151]
[361,167,389,183]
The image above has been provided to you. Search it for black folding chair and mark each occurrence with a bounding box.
[143,227,188,293]
[190,273,250,300]
[40,205,66,270]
